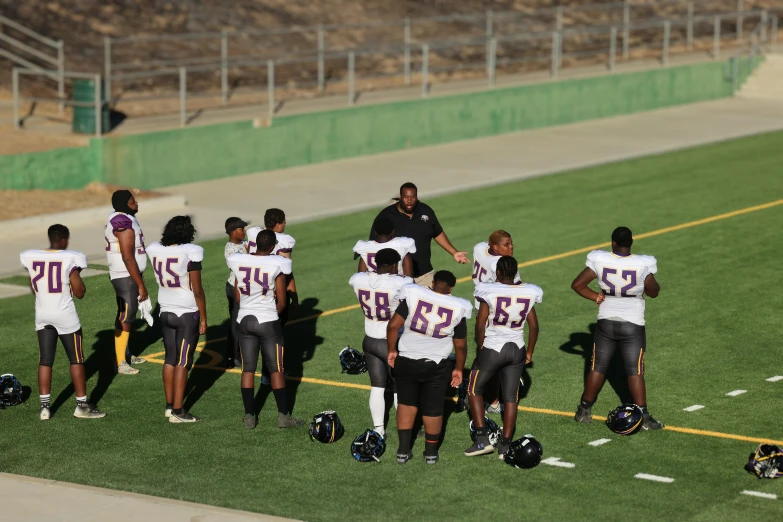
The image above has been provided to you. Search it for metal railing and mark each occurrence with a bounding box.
[0,14,65,113]
[724,16,770,93]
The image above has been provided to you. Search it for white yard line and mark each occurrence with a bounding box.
[588,438,612,447]
[741,490,777,500]
[541,457,576,469]
[683,405,705,412]
[634,473,675,483]
[726,390,747,396]
[766,376,783,382]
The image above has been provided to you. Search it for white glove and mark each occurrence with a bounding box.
[138,298,154,327]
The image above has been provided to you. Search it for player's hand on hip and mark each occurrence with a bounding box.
[138,286,149,302]
[450,369,463,387]
[199,318,207,335]
[387,350,398,368]
[453,251,469,264]
[595,293,605,306]
[525,352,533,365]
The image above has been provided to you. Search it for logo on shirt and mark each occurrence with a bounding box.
[421,215,429,222]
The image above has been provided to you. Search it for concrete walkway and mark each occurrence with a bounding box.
[0,473,296,522]
[2,95,783,277]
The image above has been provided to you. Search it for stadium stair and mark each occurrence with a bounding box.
[737,53,783,100]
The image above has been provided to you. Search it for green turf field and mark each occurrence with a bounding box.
[1,130,783,521]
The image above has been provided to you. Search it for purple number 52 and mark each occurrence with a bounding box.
[601,268,637,297]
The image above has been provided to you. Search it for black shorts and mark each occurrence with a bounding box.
[37,326,84,366]
[161,311,200,369]
[394,356,451,417]
[592,319,646,377]
[363,336,394,389]
[238,316,285,374]
[468,342,526,403]
[112,277,139,325]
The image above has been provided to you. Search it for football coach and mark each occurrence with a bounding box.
[371,182,468,287]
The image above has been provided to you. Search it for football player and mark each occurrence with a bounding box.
[471,230,520,413]
[386,271,472,464]
[570,227,663,430]
[224,217,248,368]
[146,216,207,423]
[466,256,542,458]
[104,190,148,375]
[353,216,416,277]
[228,229,304,430]
[348,248,413,437]
[21,225,105,420]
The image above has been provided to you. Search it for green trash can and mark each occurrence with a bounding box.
[72,78,110,134]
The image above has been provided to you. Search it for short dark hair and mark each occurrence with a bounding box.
[433,270,456,287]
[375,248,401,268]
[161,216,196,246]
[373,216,394,236]
[48,224,69,243]
[611,226,633,248]
[400,182,417,195]
[264,208,286,229]
[255,229,277,252]
[497,256,518,281]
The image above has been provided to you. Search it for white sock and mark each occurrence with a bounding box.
[40,394,50,407]
[369,387,386,435]
[393,393,398,410]
[76,396,86,404]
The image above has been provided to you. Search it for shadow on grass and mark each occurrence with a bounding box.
[183,323,231,412]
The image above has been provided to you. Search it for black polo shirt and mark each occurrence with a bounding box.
[372,202,443,277]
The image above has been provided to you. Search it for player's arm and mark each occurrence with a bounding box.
[234,279,241,304]
[433,232,468,264]
[401,254,414,277]
[357,257,368,272]
[274,272,287,315]
[525,307,539,364]
[69,269,86,299]
[386,301,407,368]
[116,228,148,301]
[644,274,660,298]
[474,301,489,349]
[189,267,208,335]
[571,268,604,305]
[285,273,299,314]
[451,319,468,387]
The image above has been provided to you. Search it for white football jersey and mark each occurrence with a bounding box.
[471,242,520,308]
[474,282,543,351]
[20,249,87,334]
[105,212,147,280]
[398,284,473,363]
[585,250,657,326]
[246,226,296,256]
[349,272,413,339]
[228,253,292,324]
[224,241,247,285]
[146,243,204,316]
[353,237,417,276]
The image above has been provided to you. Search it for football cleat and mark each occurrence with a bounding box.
[308,411,344,442]
[40,406,51,421]
[504,436,543,469]
[641,412,664,431]
[606,404,644,435]
[339,346,367,375]
[165,407,172,418]
[485,402,503,414]
[469,417,501,448]
[117,361,139,375]
[130,355,146,364]
[351,429,386,462]
[244,413,257,429]
[278,413,305,428]
[169,411,200,423]
[464,434,495,457]
[574,405,593,423]
[424,453,439,465]
[396,452,413,464]
[73,403,106,419]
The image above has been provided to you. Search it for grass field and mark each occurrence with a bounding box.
[2,130,783,521]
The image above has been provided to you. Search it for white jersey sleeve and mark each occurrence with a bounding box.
[398,284,473,363]
[349,272,413,339]
[229,254,291,323]
[105,212,147,280]
[20,249,86,334]
[273,232,296,256]
[147,243,204,316]
[245,226,262,254]
[353,237,416,275]
[475,282,543,351]
[586,250,657,326]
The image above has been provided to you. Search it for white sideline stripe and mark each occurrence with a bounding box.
[635,473,675,483]
[726,390,747,396]
[588,438,612,447]
[684,404,705,412]
[741,490,777,500]
[766,376,783,382]
[541,457,575,468]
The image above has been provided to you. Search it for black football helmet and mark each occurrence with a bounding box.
[469,417,501,447]
[339,346,366,375]
[745,444,783,479]
[504,435,543,469]
[606,404,644,436]
[351,429,386,462]
[308,410,345,443]
[0,374,23,407]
